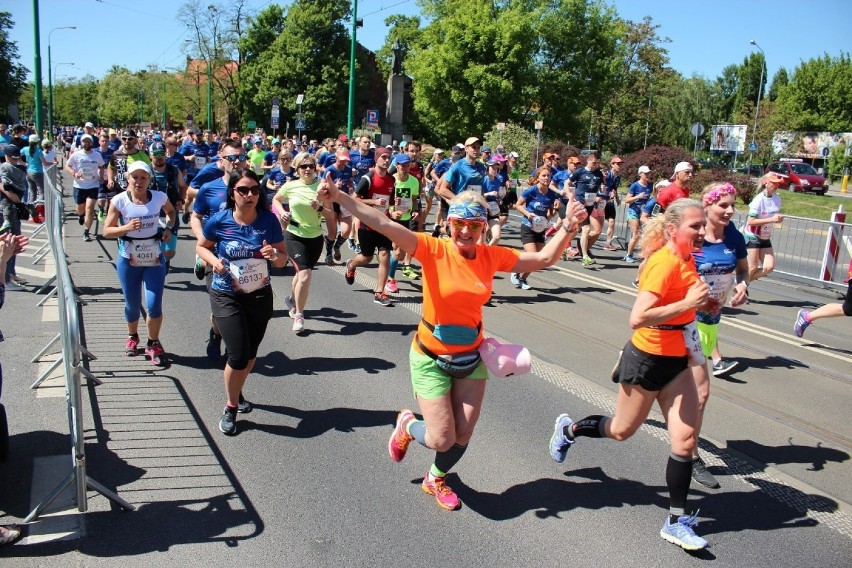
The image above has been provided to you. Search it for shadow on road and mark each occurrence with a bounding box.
[727,439,849,472]
[237,404,396,439]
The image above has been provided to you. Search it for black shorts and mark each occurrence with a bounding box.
[617,340,688,392]
[520,224,545,245]
[209,286,273,364]
[283,231,324,270]
[604,201,617,220]
[358,227,392,257]
[98,184,118,201]
[74,187,98,204]
[746,238,773,250]
[580,205,595,226]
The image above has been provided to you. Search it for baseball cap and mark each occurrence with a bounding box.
[150,141,166,156]
[335,151,351,161]
[673,161,693,174]
[375,147,391,158]
[567,156,582,164]
[433,148,444,155]
[80,134,94,143]
[493,154,507,163]
[399,140,408,148]
[272,138,280,144]
[654,179,671,190]
[481,145,491,153]
[508,151,519,158]
[486,158,500,167]
[84,122,94,128]
[127,161,152,176]
[464,136,481,147]
[338,134,348,142]
[762,172,785,184]
[385,144,393,150]
[610,155,623,164]
[395,153,412,165]
[452,143,464,153]
[28,135,40,144]
[121,128,137,138]
[638,165,651,174]
[1,144,20,158]
[495,145,506,155]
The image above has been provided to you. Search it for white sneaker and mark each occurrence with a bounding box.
[292,313,305,332]
[285,295,296,318]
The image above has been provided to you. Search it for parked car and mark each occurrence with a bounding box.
[765,159,829,195]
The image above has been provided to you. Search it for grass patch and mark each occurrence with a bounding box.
[735,191,848,220]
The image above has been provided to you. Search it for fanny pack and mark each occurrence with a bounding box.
[415,334,481,379]
[648,324,687,330]
[420,319,481,346]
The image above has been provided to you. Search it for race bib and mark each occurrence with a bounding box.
[128,238,161,267]
[81,163,98,182]
[595,199,606,211]
[194,156,208,169]
[396,197,412,213]
[467,184,483,194]
[702,272,734,317]
[487,201,500,216]
[229,257,270,293]
[531,215,548,233]
[682,321,706,366]
[759,223,773,239]
[372,193,389,212]
[584,192,596,206]
[507,179,517,189]
[498,187,507,199]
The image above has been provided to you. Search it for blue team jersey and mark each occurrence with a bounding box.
[108,139,121,152]
[166,154,187,173]
[202,208,284,294]
[433,158,452,180]
[326,164,355,193]
[96,148,114,173]
[570,167,604,204]
[552,168,569,190]
[693,223,747,325]
[190,163,224,189]
[642,197,659,216]
[519,186,560,228]
[627,181,651,214]
[349,150,375,183]
[264,150,278,165]
[318,152,337,169]
[178,141,211,175]
[482,176,503,202]
[445,159,487,195]
[193,177,228,222]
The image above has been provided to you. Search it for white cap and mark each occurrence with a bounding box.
[508,151,519,158]
[84,122,94,128]
[127,161,152,176]
[654,179,671,190]
[638,165,651,174]
[673,161,693,174]
[80,134,94,142]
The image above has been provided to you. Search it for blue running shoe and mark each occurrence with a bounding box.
[510,273,520,287]
[660,512,708,550]
[549,413,574,463]
[794,309,811,338]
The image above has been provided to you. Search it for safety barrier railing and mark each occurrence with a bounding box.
[24,165,134,523]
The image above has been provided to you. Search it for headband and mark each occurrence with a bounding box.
[447,201,487,221]
[702,183,736,206]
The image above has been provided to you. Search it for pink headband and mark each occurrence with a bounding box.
[702,183,736,206]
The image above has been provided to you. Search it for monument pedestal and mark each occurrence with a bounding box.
[383,74,406,144]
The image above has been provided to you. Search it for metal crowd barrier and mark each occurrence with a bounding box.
[24,165,134,523]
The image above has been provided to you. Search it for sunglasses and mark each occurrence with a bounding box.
[298,164,316,170]
[152,152,166,157]
[221,154,247,163]
[122,137,136,141]
[450,219,485,232]
[234,185,260,196]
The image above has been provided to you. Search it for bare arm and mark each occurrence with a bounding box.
[629,281,709,329]
[511,201,586,273]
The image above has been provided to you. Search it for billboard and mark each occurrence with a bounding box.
[710,125,747,153]
[772,131,852,159]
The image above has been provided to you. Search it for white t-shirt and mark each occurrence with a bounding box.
[746,192,781,240]
[111,190,169,260]
[67,149,104,189]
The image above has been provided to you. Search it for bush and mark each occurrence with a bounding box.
[621,145,695,187]
[692,168,757,205]
[483,121,539,172]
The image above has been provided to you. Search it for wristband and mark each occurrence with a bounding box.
[561,222,577,234]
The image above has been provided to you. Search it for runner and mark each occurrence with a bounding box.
[271,151,332,332]
[744,172,784,284]
[429,144,462,237]
[385,153,421,293]
[499,152,521,230]
[549,198,711,551]
[482,158,506,246]
[435,137,487,240]
[149,141,187,273]
[323,150,355,265]
[511,166,564,289]
[570,151,605,266]
[623,165,652,263]
[343,147,396,307]
[95,132,116,222]
[602,155,623,250]
[196,169,287,436]
[317,181,588,512]
[794,258,852,337]
[103,162,176,365]
[690,182,749,488]
[65,134,105,242]
[657,162,693,211]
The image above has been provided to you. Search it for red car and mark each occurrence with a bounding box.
[765,159,829,195]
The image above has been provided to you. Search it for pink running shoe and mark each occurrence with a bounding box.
[565,246,579,258]
[144,341,166,365]
[385,278,399,294]
[421,473,461,510]
[125,335,139,356]
[544,223,558,238]
[388,409,415,462]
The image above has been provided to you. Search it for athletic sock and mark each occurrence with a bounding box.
[406,419,428,447]
[324,237,334,254]
[567,415,608,439]
[666,453,693,523]
[433,443,467,477]
[334,235,346,248]
[388,257,398,278]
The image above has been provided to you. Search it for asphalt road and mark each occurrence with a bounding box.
[0,181,850,566]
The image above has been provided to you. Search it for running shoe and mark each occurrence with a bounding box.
[388,409,415,462]
[623,255,637,263]
[794,309,811,338]
[10,275,27,284]
[181,211,191,225]
[581,256,595,267]
[660,512,708,550]
[4,280,23,291]
[354,244,362,253]
[631,278,639,289]
[206,328,222,360]
[565,246,579,258]
[219,407,237,436]
[519,278,532,290]
[544,223,558,238]
[431,225,441,238]
[603,242,618,251]
[401,265,420,280]
[194,255,206,281]
[325,253,334,266]
[421,473,461,511]
[333,245,342,262]
[347,239,356,251]
[285,295,296,318]
[125,335,140,357]
[374,292,394,307]
[83,231,92,242]
[549,413,574,463]
[385,278,399,293]
[345,260,356,285]
[510,273,520,287]
[711,359,738,377]
[145,341,166,365]
[293,313,305,333]
[237,393,253,414]
[97,209,106,222]
[691,457,720,489]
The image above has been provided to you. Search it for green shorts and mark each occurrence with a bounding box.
[409,346,488,400]
[696,321,718,358]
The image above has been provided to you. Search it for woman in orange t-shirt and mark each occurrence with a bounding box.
[550,198,713,551]
[319,174,587,512]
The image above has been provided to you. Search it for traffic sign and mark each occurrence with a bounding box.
[496,122,506,131]
[366,109,379,130]
[749,142,758,152]
[247,120,256,129]
[271,97,280,106]
[295,119,306,130]
[271,107,280,119]
[271,117,279,128]
[295,112,304,120]
[691,122,705,137]
[534,121,543,130]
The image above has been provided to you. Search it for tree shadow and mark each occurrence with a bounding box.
[726,439,850,472]
[237,404,397,439]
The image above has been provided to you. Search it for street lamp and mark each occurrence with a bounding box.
[347,1,363,139]
[47,25,77,140]
[747,40,765,177]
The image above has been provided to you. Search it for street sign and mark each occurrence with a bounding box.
[496,122,506,131]
[366,109,379,130]
[296,94,304,105]
[295,112,304,120]
[247,120,256,129]
[271,117,279,128]
[691,122,705,138]
[295,119,306,130]
[271,106,280,119]
[534,121,543,130]
[271,97,279,106]
[750,142,758,152]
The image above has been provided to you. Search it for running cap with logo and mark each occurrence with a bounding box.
[452,143,464,153]
[481,145,491,153]
[433,148,444,155]
[150,141,166,156]
[508,151,519,158]
[84,122,94,128]
[638,165,651,174]
[80,134,94,143]
[121,128,137,138]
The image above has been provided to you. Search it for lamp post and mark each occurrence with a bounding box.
[347,1,363,139]
[47,25,77,140]
[207,5,219,131]
[747,40,765,178]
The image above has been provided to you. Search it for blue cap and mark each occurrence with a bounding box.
[395,153,412,164]
[481,146,491,152]
[153,134,163,141]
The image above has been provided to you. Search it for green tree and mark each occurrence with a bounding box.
[775,53,852,131]
[733,52,767,117]
[53,75,100,126]
[0,12,28,121]
[97,66,145,126]
[236,4,286,126]
[768,67,788,102]
[482,121,538,172]
[653,75,723,150]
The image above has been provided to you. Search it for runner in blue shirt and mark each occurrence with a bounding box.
[569,151,605,266]
[482,159,506,246]
[349,135,375,183]
[622,165,653,262]
[603,156,623,251]
[436,137,487,237]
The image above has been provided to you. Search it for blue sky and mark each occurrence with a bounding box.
[7,0,852,84]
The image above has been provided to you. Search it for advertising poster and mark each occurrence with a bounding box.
[772,131,852,159]
[710,125,747,153]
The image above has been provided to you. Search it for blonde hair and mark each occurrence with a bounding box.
[638,198,703,258]
[292,151,316,170]
[449,189,488,210]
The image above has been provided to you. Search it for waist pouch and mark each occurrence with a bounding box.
[416,334,481,379]
[421,319,481,346]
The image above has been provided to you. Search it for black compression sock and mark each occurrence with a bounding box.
[666,453,693,522]
[434,443,468,475]
[568,415,608,439]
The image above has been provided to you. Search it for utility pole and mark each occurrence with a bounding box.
[32,0,44,137]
